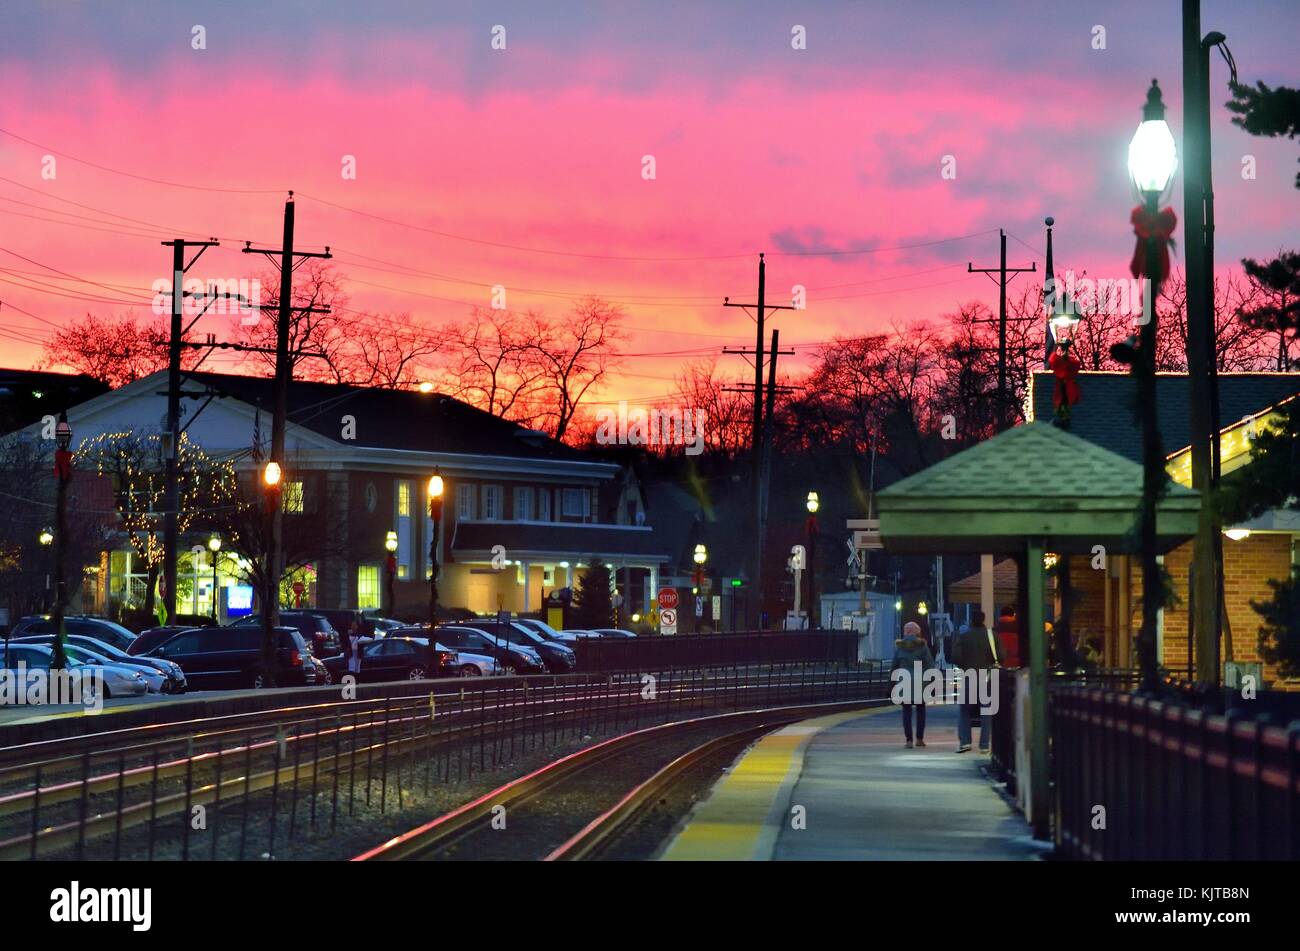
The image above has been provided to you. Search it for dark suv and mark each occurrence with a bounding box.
[8,616,138,652]
[230,612,341,658]
[433,626,546,674]
[144,626,316,690]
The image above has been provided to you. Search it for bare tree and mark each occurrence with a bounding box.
[531,297,624,441]
[670,356,753,458]
[237,261,352,383]
[39,312,200,388]
[442,307,548,424]
[354,312,443,388]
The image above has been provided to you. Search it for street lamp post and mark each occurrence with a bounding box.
[50,412,73,669]
[427,471,444,627]
[1125,78,1179,693]
[260,460,283,683]
[38,528,53,613]
[208,533,221,622]
[385,530,398,618]
[805,491,820,631]
[692,543,707,633]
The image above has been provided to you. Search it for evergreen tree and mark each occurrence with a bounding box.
[1228,80,1300,188]
[1252,569,1300,678]
[572,558,613,629]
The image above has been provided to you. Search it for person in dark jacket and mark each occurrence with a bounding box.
[952,611,999,753]
[994,605,1021,668]
[891,621,935,748]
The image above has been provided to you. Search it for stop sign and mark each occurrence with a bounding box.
[658,588,679,610]
[292,581,305,595]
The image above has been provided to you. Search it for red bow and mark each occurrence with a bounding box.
[1129,205,1177,280]
[1049,346,1081,409]
[53,449,74,480]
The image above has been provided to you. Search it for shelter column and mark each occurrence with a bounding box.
[980,554,994,623]
[1026,537,1049,840]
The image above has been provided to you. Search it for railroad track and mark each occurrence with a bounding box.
[353,700,884,862]
[0,665,888,860]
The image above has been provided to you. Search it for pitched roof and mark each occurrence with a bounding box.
[184,371,588,462]
[1030,371,1300,462]
[880,421,1197,502]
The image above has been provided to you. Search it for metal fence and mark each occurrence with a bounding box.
[1052,685,1300,860]
[574,631,860,672]
[0,660,888,861]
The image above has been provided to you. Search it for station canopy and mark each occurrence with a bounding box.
[876,421,1199,555]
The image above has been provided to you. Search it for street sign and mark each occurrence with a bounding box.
[292,581,305,595]
[711,595,721,619]
[660,608,677,635]
[848,518,883,551]
[695,596,704,617]
[657,588,679,610]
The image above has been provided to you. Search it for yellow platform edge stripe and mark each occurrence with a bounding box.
[658,706,891,861]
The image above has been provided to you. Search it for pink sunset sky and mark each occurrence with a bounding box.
[0,0,1296,405]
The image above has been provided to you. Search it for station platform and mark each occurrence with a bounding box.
[660,703,1045,861]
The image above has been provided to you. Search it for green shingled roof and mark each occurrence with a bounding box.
[881,421,1198,501]
[877,422,1199,554]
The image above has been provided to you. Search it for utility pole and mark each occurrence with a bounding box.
[723,256,795,628]
[969,230,1036,429]
[243,193,331,681]
[161,237,219,625]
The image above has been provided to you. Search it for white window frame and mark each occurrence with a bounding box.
[538,488,552,521]
[513,487,533,521]
[456,483,475,520]
[561,487,585,518]
[481,484,502,521]
[357,564,381,611]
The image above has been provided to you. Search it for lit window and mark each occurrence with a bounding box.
[282,481,304,513]
[395,480,412,578]
[357,565,380,610]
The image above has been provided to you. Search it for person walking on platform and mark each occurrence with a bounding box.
[994,605,1021,668]
[952,610,999,753]
[891,621,935,749]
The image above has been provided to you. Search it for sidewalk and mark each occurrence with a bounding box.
[661,704,1043,861]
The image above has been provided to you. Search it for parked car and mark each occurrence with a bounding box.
[129,626,200,657]
[230,612,341,658]
[322,636,456,683]
[433,626,545,674]
[9,634,187,693]
[142,626,317,690]
[0,643,148,698]
[562,629,604,640]
[8,616,138,652]
[586,628,638,638]
[313,609,367,637]
[473,619,577,673]
[452,648,500,677]
[516,618,581,645]
[366,617,405,636]
[172,613,219,628]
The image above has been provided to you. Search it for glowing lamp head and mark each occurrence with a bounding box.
[263,461,282,488]
[631,613,641,623]
[38,529,53,546]
[806,490,820,514]
[428,473,444,499]
[1128,79,1178,196]
[1223,528,1251,542]
[1049,312,1080,344]
[208,533,222,553]
[917,601,929,616]
[54,411,72,451]
[385,530,399,553]
[894,599,903,611]
[693,543,707,565]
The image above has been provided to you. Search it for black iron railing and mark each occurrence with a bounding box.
[1052,685,1300,860]
[573,631,859,672]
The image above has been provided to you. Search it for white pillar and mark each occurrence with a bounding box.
[521,560,531,613]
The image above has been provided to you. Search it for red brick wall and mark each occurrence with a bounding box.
[1158,534,1294,686]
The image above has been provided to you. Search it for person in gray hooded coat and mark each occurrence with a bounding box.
[890,620,935,748]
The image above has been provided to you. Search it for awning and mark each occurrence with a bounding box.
[450,521,671,564]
